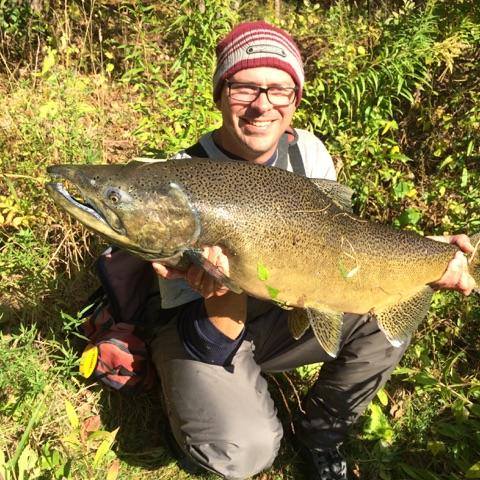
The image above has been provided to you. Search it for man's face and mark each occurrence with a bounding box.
[215,67,297,163]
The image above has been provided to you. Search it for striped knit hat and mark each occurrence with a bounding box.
[213,21,304,106]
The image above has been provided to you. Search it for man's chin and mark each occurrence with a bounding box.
[242,136,277,154]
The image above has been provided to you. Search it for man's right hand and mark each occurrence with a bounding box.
[152,246,231,299]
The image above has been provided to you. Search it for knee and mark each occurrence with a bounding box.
[186,417,283,479]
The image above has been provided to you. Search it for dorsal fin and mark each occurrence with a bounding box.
[310,178,354,212]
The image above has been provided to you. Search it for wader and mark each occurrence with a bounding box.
[149,300,409,480]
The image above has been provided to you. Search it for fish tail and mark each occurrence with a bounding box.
[469,233,480,287]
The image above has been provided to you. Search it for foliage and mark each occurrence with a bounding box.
[0,0,479,479]
[129,0,239,155]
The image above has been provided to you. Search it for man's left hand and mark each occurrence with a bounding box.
[428,234,476,295]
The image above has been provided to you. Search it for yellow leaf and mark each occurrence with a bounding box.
[12,216,26,228]
[406,188,418,198]
[79,344,98,378]
[376,388,389,406]
[357,45,366,55]
[65,399,79,429]
[381,120,397,135]
[88,430,113,443]
[5,210,15,225]
[390,145,400,154]
[41,48,57,75]
[62,431,81,446]
[38,100,60,119]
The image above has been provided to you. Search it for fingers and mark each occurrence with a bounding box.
[433,251,476,296]
[152,246,231,297]
[427,234,473,253]
[447,234,474,254]
[151,262,186,280]
[186,246,230,299]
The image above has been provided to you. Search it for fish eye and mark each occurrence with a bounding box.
[106,188,121,204]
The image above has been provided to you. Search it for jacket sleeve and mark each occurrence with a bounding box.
[177,299,246,366]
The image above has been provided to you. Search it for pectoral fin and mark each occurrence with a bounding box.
[375,286,434,347]
[185,249,243,294]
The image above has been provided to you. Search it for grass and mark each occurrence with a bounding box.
[1,0,480,479]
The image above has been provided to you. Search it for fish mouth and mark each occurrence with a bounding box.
[47,180,110,227]
[46,165,127,238]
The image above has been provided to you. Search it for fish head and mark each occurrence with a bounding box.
[46,162,200,260]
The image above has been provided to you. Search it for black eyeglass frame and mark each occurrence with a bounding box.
[225,81,298,106]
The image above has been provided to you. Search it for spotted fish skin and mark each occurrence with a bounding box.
[46,158,480,356]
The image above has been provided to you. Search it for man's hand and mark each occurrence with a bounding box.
[428,234,476,295]
[152,246,230,299]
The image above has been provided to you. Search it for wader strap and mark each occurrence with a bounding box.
[275,133,289,171]
[288,141,306,177]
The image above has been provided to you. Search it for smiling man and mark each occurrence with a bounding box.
[149,21,475,480]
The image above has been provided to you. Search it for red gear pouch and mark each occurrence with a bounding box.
[79,248,158,394]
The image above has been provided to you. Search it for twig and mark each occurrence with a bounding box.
[283,372,305,414]
[267,373,294,433]
[0,173,46,183]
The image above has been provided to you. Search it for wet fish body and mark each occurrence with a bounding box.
[46,159,480,356]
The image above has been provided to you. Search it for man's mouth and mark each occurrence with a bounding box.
[242,119,275,129]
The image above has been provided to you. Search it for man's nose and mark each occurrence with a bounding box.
[250,91,273,112]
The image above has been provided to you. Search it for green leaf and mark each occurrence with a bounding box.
[397,208,422,227]
[436,422,466,440]
[266,285,280,300]
[410,371,437,386]
[393,180,412,199]
[257,262,269,281]
[466,461,480,478]
[93,428,119,468]
[363,403,393,443]
[38,100,59,119]
[427,440,446,456]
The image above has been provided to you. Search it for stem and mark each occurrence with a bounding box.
[9,396,45,472]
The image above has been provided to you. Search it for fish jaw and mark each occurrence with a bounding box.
[46,164,131,242]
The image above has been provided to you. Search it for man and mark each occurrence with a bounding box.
[149,21,475,480]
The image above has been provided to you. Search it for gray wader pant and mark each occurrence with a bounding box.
[149,302,409,480]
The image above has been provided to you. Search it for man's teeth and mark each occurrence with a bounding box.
[249,120,272,127]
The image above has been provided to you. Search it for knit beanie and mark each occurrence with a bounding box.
[213,21,304,106]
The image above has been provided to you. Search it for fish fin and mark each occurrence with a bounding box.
[184,250,243,294]
[309,178,354,212]
[288,308,310,340]
[375,286,434,347]
[307,307,344,358]
[468,232,480,289]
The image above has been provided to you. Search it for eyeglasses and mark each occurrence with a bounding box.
[226,81,298,107]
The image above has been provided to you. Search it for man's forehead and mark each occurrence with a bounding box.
[229,67,295,85]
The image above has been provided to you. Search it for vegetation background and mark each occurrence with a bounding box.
[1,0,479,478]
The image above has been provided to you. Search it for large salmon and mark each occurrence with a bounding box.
[46,159,480,356]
